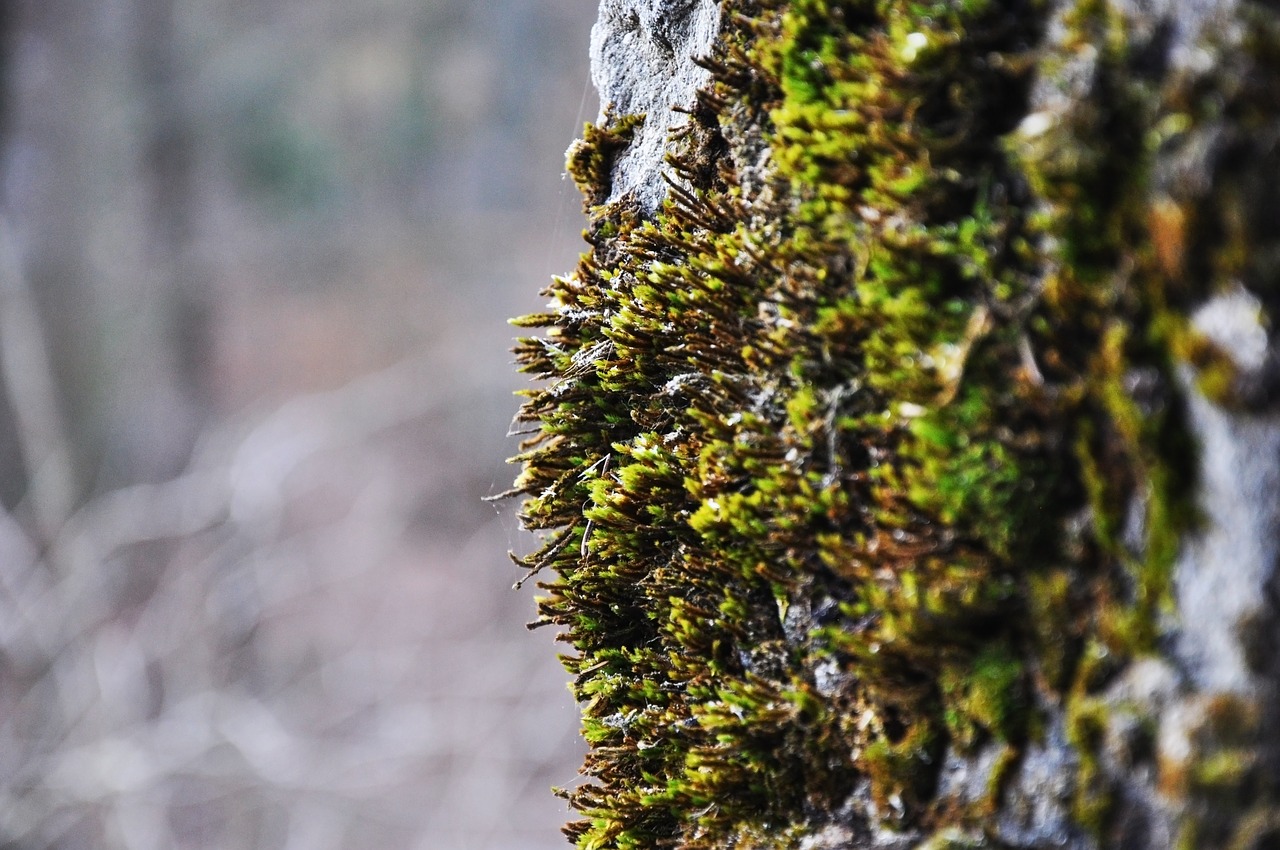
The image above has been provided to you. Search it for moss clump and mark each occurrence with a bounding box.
[510,0,1280,846]
[566,112,648,209]
[940,645,1026,749]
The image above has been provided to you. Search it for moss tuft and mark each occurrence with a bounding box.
[509,0,1280,846]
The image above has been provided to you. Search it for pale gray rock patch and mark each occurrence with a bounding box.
[995,716,1092,850]
[588,0,722,212]
[1175,288,1280,695]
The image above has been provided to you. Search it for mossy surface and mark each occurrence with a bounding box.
[509,0,1280,846]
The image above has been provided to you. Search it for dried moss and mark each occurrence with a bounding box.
[509,0,1280,846]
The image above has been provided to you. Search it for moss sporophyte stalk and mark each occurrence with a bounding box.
[508,0,1280,846]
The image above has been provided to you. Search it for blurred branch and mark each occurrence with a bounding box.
[0,214,77,551]
[0,346,569,849]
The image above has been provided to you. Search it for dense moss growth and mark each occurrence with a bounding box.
[509,0,1280,846]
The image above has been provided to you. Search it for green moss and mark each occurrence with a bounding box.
[1024,568,1080,692]
[1065,695,1114,836]
[566,113,647,207]
[940,646,1026,750]
[508,0,1280,846]
[1191,748,1259,792]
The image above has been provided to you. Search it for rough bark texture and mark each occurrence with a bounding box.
[513,0,1280,847]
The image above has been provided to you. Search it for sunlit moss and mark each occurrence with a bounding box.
[509,0,1280,846]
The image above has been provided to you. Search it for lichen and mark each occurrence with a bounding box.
[509,0,1280,846]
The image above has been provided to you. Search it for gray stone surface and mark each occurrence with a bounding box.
[994,717,1092,850]
[589,0,722,211]
[1177,288,1280,696]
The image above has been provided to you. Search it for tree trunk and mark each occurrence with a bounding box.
[512,0,1280,847]
[0,0,208,517]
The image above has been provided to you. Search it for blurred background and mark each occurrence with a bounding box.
[0,1,595,848]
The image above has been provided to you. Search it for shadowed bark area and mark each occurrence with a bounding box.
[512,0,1280,847]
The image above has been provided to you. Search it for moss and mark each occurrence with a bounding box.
[1191,748,1260,792]
[1024,567,1081,692]
[566,113,647,207]
[1225,809,1280,850]
[509,0,1280,846]
[1065,695,1114,837]
[861,710,944,819]
[940,645,1027,750]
